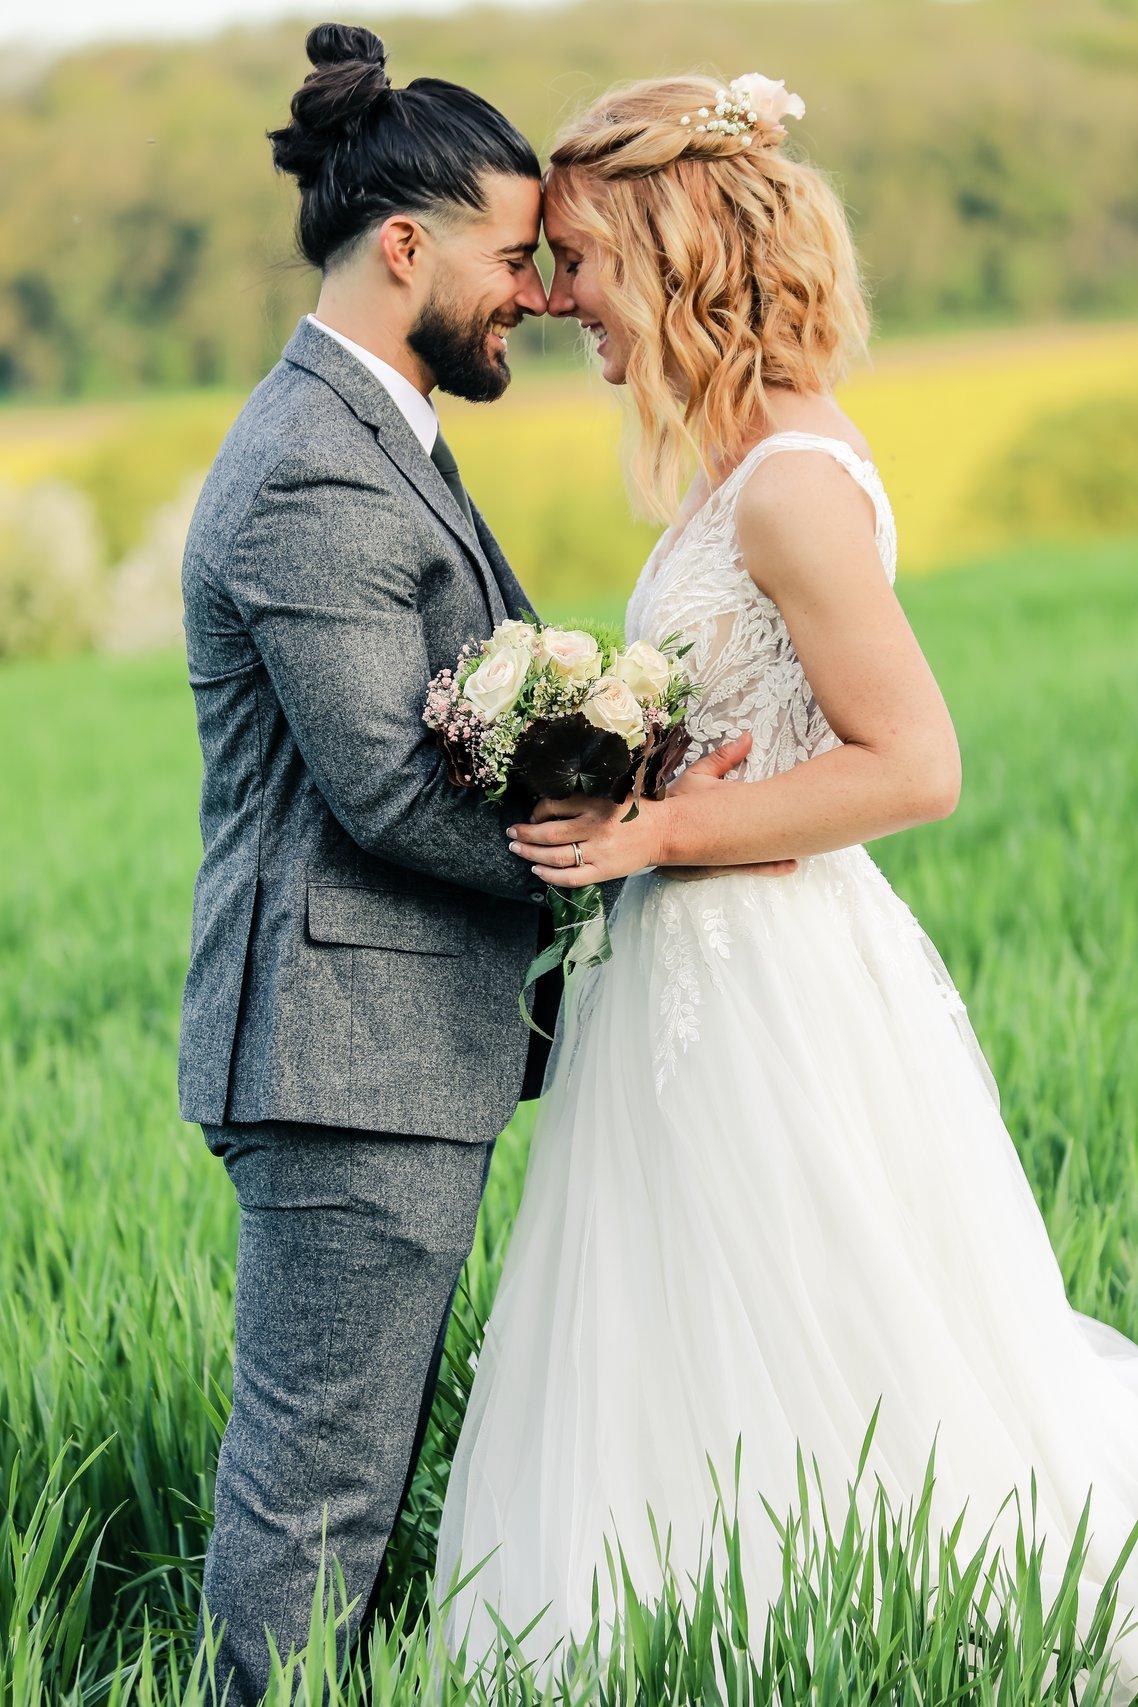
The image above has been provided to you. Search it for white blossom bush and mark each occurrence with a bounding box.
[0,479,105,660]
[100,473,204,654]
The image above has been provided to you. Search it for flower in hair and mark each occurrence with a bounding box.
[678,73,805,147]
[729,74,805,135]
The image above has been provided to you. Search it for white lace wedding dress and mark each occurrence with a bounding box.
[435,432,1138,1693]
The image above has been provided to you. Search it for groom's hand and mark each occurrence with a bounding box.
[668,731,753,794]
[663,732,798,881]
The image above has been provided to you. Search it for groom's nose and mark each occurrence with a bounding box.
[512,258,549,319]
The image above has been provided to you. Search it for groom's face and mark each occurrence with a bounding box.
[408,172,547,402]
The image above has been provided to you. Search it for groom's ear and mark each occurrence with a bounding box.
[375,214,428,285]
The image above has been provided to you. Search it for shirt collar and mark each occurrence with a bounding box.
[306,314,438,456]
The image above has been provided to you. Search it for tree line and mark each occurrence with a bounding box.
[1,0,1136,397]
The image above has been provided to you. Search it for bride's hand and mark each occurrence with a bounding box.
[506,732,797,885]
[506,790,663,885]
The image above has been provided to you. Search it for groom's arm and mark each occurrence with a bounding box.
[225,456,542,905]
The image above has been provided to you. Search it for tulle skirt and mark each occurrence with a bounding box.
[435,848,1138,1695]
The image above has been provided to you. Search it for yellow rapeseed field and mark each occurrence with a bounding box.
[843,320,1138,570]
[0,320,1134,608]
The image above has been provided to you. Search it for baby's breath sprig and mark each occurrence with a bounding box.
[677,73,805,149]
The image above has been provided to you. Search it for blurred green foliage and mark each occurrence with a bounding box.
[1,0,1136,398]
[0,479,103,658]
[59,391,246,564]
[970,394,1138,540]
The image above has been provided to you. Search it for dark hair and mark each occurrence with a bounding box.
[268,23,541,270]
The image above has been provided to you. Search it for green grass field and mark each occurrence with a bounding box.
[3,535,1138,1701]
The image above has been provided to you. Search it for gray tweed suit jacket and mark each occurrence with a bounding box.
[179,316,557,1143]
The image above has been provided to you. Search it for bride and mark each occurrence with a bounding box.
[434,70,1138,1691]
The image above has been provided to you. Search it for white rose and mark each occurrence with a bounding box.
[610,640,671,702]
[582,676,647,748]
[729,73,806,129]
[462,645,530,720]
[537,627,602,684]
[486,618,537,657]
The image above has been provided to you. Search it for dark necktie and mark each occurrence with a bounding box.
[429,428,474,530]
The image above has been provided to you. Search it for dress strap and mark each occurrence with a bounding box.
[720,430,897,584]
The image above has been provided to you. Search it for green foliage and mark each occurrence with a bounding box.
[972,393,1138,540]
[30,1421,1133,1707]
[2,536,1138,1698]
[1,0,1137,399]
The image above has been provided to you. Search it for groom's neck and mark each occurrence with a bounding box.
[312,283,433,398]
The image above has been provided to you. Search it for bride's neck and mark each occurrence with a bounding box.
[721,386,834,461]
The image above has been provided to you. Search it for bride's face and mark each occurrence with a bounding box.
[543,202,631,385]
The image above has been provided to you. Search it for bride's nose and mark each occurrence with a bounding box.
[547,275,576,318]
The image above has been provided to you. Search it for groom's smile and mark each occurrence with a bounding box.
[407,172,547,402]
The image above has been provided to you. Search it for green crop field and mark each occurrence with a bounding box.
[3,535,1138,1701]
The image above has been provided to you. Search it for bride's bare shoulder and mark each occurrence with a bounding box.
[733,439,884,603]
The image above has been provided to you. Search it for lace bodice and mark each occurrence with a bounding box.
[625,432,898,781]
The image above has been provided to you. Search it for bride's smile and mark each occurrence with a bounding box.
[544,201,632,384]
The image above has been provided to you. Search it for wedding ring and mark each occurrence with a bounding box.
[572,841,584,868]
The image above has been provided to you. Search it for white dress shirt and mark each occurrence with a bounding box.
[306,313,438,455]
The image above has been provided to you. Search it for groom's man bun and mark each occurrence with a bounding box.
[268,22,540,271]
[276,23,393,149]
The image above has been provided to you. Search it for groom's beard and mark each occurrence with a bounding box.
[408,291,512,404]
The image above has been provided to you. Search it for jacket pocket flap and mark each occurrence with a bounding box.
[306,882,467,957]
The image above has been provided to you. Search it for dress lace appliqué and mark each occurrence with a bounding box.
[625,433,900,1081]
[702,906,732,960]
[655,891,703,1094]
[626,431,897,785]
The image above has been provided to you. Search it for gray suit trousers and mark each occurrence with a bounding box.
[196,1120,492,1703]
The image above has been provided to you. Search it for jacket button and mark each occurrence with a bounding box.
[529,888,545,903]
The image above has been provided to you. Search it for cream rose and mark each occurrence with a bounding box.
[582,676,647,748]
[610,640,671,702]
[537,627,602,684]
[462,644,529,720]
[729,73,806,129]
[486,618,537,657]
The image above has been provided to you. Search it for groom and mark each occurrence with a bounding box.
[179,31,559,1699]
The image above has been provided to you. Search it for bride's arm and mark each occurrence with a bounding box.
[507,452,961,884]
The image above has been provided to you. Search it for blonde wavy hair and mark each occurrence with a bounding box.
[545,75,873,519]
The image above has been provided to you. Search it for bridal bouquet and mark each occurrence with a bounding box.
[423,615,697,1031]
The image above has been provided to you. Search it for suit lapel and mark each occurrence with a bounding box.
[282,318,506,624]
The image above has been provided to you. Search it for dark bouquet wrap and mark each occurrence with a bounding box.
[423,616,698,1035]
